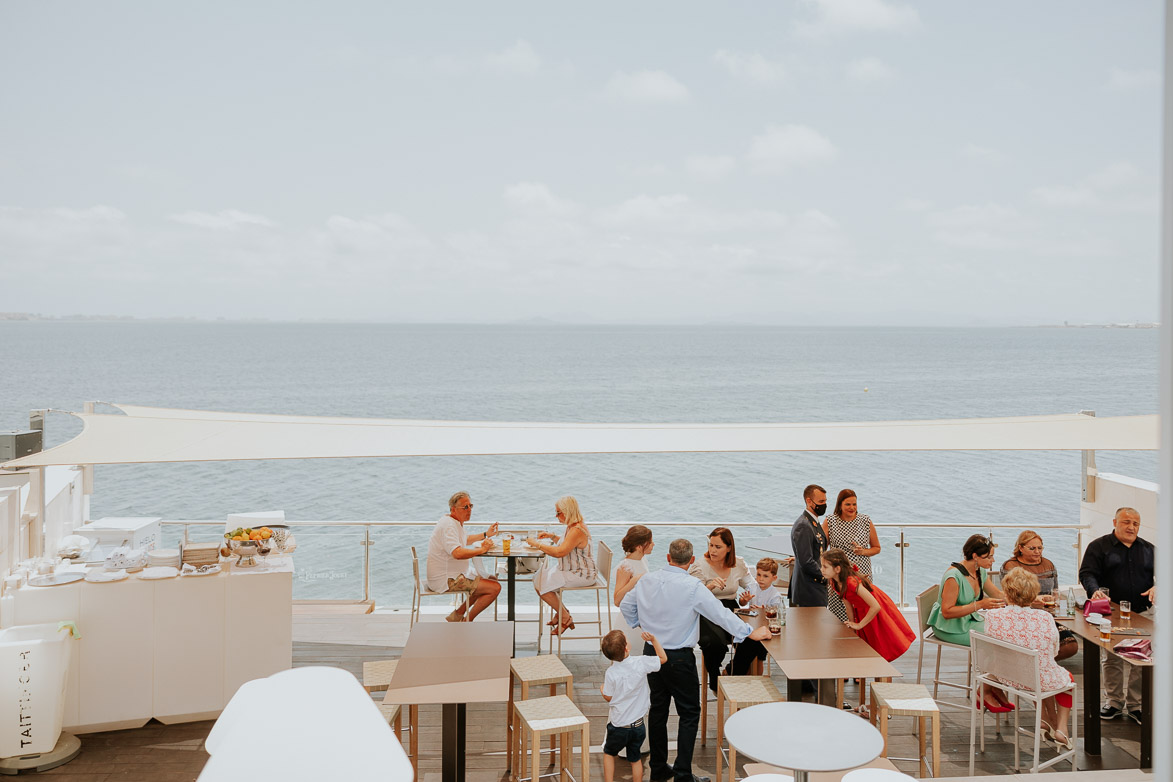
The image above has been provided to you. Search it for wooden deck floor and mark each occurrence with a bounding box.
[36,621,1152,781]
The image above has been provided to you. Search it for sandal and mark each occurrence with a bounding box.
[551,616,575,635]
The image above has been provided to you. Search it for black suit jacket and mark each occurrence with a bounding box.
[789,509,828,607]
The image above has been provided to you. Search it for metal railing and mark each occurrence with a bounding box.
[161,519,1089,609]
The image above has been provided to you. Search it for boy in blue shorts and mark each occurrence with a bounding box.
[601,629,667,782]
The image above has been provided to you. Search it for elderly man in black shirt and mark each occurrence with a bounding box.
[1078,506,1156,724]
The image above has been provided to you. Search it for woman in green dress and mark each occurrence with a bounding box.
[927,534,1013,710]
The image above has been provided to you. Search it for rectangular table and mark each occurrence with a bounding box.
[746,534,794,558]
[385,622,513,782]
[1070,607,1153,768]
[758,608,899,704]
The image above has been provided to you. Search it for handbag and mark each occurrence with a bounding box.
[1083,597,1111,617]
[1114,638,1153,662]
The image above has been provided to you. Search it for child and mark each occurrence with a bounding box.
[820,547,916,663]
[613,526,654,649]
[739,557,782,611]
[600,629,666,782]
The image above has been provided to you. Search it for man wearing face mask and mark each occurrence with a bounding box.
[789,484,829,607]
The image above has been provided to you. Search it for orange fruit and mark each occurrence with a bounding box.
[260,529,272,539]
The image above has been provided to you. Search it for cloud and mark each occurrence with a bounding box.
[962,144,1004,163]
[845,57,895,83]
[603,70,691,104]
[796,0,921,38]
[685,154,737,179]
[1107,67,1159,92]
[712,50,786,85]
[485,40,542,75]
[503,182,579,217]
[169,210,277,229]
[1032,161,1154,213]
[929,203,1020,249]
[746,124,837,174]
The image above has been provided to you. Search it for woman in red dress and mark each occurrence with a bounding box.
[820,548,916,662]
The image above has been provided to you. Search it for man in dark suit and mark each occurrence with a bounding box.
[789,484,829,607]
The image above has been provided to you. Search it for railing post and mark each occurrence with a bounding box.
[362,526,372,603]
[898,528,907,606]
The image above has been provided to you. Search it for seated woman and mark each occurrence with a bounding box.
[1001,529,1078,661]
[985,568,1076,749]
[688,527,754,693]
[927,534,1012,711]
[525,496,598,635]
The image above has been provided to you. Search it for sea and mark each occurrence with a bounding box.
[0,322,1159,607]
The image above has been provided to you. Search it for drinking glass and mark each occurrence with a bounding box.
[1099,619,1112,643]
[1101,587,1110,601]
[1121,600,1131,625]
[768,616,782,635]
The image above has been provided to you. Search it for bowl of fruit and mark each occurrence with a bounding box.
[223,527,274,568]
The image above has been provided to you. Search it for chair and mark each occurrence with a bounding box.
[869,681,940,778]
[914,585,972,709]
[410,546,460,627]
[969,632,1077,775]
[510,695,590,782]
[715,676,782,782]
[545,541,614,655]
[507,655,575,771]
[362,659,417,773]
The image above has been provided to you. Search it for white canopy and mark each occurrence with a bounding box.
[0,404,1157,469]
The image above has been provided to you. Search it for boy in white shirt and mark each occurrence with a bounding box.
[600,629,667,782]
[739,557,782,610]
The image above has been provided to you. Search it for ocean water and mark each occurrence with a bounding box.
[0,323,1159,605]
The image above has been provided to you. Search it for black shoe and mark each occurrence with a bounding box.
[649,769,674,782]
[1100,705,1123,720]
[1127,709,1143,725]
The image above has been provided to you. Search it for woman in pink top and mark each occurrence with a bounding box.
[984,568,1076,749]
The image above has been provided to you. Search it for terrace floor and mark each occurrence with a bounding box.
[34,609,1155,781]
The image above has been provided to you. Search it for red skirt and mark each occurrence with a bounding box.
[840,576,917,662]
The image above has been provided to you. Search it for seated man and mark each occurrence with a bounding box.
[1079,506,1156,724]
[426,491,502,622]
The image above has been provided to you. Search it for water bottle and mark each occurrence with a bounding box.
[778,599,787,626]
[1067,587,1077,617]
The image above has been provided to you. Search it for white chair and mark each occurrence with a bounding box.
[915,584,973,709]
[545,541,614,655]
[410,546,460,627]
[969,631,1077,775]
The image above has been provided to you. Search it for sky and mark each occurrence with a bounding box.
[0,1,1164,325]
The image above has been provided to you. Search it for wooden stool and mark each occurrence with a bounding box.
[869,681,941,778]
[716,676,782,782]
[364,659,417,773]
[509,655,575,769]
[511,695,590,782]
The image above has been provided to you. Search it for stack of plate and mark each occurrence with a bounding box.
[182,541,221,567]
[147,549,181,569]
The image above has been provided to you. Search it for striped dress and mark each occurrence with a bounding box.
[825,512,875,622]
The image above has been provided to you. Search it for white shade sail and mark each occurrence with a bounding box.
[0,404,1157,469]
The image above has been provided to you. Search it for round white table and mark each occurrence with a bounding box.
[723,702,884,782]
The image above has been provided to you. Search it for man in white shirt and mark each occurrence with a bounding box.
[425,491,501,622]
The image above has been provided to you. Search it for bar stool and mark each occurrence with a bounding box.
[716,676,782,782]
[508,655,575,770]
[510,694,590,782]
[869,682,941,778]
[363,659,417,771]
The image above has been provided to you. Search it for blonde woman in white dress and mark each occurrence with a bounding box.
[822,489,881,623]
[526,496,598,635]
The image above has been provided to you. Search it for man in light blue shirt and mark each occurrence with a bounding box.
[621,538,771,782]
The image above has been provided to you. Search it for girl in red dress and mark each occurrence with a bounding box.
[820,548,916,662]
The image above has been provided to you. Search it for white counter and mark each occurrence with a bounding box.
[11,560,292,733]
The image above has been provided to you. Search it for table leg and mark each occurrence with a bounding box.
[507,672,516,771]
[1083,637,1101,755]
[715,690,724,782]
[1141,665,1152,769]
[442,702,467,782]
[508,557,517,654]
[787,676,802,703]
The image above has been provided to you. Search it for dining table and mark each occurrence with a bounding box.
[723,701,884,782]
[383,622,513,782]
[1070,605,1153,768]
[476,538,546,654]
[756,607,900,705]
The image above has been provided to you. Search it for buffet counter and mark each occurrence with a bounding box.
[10,559,292,734]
